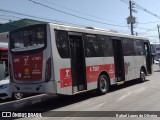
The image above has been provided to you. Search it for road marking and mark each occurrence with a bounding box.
[117,87,146,102]
[84,102,105,111]
[117,91,133,102]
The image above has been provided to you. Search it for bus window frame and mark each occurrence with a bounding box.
[135,40,145,56]
[123,38,136,56]
[83,33,99,57]
[97,35,113,57]
[55,30,71,58]
[9,24,47,55]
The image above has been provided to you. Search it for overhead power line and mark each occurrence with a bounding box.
[138,21,160,24]
[120,0,160,20]
[120,0,129,5]
[0,8,120,29]
[0,8,59,22]
[138,27,157,35]
[0,8,84,26]
[41,0,125,24]
[0,7,156,32]
[0,18,12,21]
[0,14,22,19]
[29,0,158,31]
[0,8,125,29]
[28,0,128,28]
[135,4,160,20]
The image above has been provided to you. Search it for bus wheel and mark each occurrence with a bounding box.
[139,70,145,82]
[97,75,109,95]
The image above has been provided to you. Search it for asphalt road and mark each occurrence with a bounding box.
[18,64,160,120]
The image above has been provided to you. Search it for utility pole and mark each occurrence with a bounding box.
[129,0,134,35]
[127,0,136,35]
[157,24,160,44]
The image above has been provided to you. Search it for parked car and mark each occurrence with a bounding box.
[0,77,23,100]
[154,60,160,64]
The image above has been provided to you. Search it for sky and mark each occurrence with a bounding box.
[0,0,160,43]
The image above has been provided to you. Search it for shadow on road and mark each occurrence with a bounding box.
[154,70,160,72]
[0,94,39,103]
[18,79,149,113]
[109,79,149,92]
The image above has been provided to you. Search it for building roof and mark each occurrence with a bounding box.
[0,19,45,33]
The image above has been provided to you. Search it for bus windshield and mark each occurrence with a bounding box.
[10,25,46,52]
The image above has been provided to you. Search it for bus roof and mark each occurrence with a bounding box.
[9,22,149,42]
[49,23,149,41]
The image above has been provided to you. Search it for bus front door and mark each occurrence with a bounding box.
[112,39,125,84]
[144,42,152,74]
[69,34,87,93]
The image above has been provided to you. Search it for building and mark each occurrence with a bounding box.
[0,18,44,33]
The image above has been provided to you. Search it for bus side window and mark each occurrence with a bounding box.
[135,40,144,55]
[55,30,70,58]
[97,35,113,57]
[84,34,98,57]
[123,39,136,56]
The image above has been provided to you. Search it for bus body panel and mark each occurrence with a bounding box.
[12,52,43,81]
[56,59,72,95]
[10,24,57,94]
[9,23,153,95]
[50,25,72,95]
[85,57,115,85]
[134,56,147,78]
[124,56,136,81]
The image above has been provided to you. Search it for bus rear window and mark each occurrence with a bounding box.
[10,25,46,52]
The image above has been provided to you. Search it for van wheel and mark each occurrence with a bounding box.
[12,93,23,100]
[97,75,109,95]
[139,70,146,82]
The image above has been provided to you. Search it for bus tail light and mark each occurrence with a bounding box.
[45,58,51,82]
[9,63,13,81]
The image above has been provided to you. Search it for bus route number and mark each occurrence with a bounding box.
[90,66,99,72]
[32,57,41,61]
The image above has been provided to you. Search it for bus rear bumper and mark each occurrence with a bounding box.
[11,80,57,94]
[11,82,45,93]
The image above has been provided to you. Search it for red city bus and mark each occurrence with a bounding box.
[0,47,8,79]
[0,47,8,61]
[9,23,153,95]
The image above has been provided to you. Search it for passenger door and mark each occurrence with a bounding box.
[69,32,87,93]
[112,38,125,83]
[144,42,152,74]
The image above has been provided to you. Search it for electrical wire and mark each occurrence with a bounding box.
[28,0,128,28]
[41,0,125,24]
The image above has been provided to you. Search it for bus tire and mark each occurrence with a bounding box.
[139,69,146,82]
[97,75,109,95]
